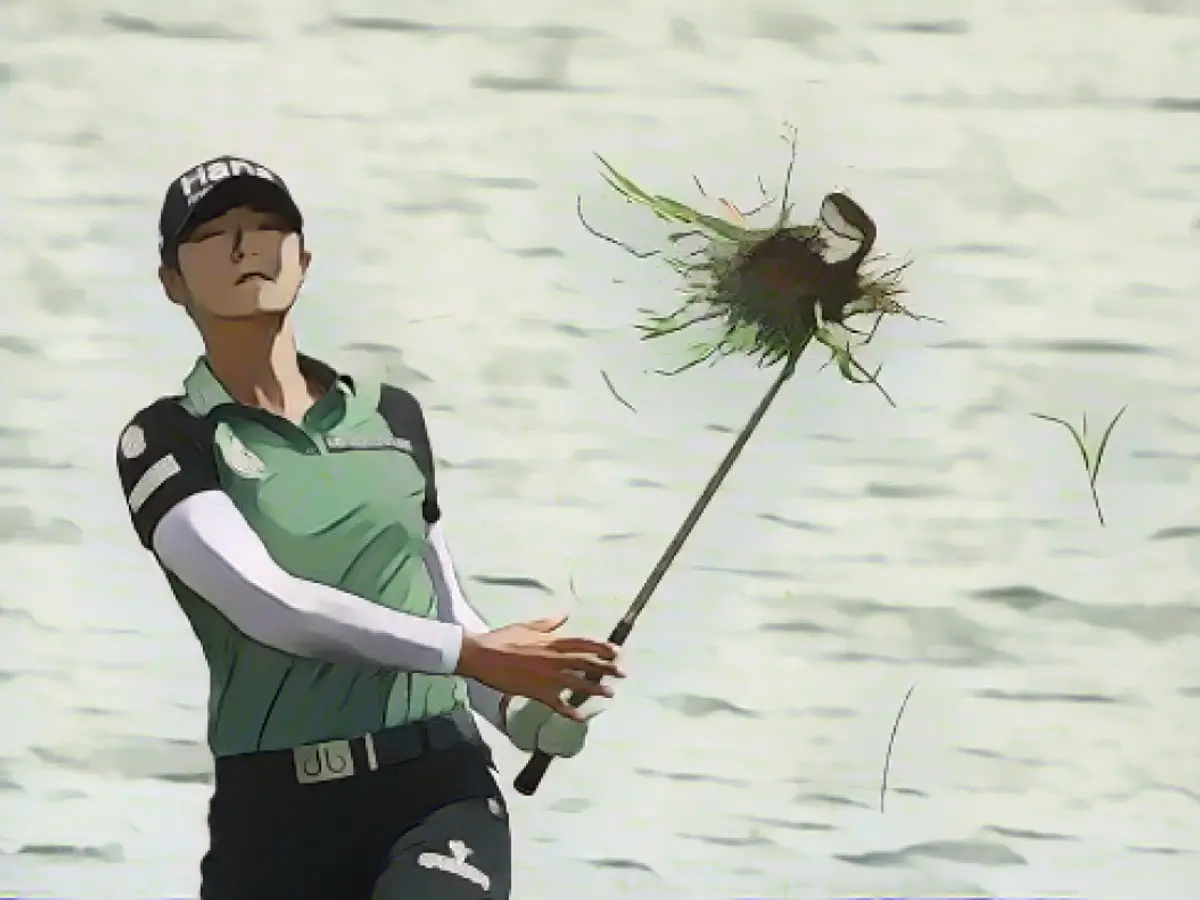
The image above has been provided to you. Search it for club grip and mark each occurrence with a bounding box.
[513,621,631,797]
[513,750,553,795]
[511,683,595,796]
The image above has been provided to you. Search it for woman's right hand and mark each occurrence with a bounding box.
[454,613,624,721]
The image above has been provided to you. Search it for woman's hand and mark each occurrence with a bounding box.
[454,613,623,721]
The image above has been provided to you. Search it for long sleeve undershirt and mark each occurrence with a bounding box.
[151,490,507,732]
[421,520,505,732]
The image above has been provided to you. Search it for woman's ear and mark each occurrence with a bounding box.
[298,244,312,288]
[159,265,188,307]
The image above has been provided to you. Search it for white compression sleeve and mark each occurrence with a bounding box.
[423,521,507,732]
[152,491,465,675]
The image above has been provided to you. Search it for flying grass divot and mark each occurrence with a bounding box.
[513,126,936,796]
[583,125,934,397]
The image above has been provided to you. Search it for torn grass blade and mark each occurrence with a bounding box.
[1032,406,1127,526]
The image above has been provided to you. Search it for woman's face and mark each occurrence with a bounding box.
[165,205,311,320]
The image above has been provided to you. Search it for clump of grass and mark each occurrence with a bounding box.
[579,124,936,400]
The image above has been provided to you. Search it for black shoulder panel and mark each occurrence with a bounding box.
[376,383,440,524]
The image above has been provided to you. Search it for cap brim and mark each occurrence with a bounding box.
[172,176,304,246]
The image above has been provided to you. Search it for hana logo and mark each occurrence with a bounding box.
[417,839,490,891]
[177,158,280,205]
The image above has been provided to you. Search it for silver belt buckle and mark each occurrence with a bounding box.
[293,739,355,784]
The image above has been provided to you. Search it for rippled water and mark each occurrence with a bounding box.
[1,0,1199,898]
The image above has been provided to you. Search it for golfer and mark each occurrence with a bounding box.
[114,156,622,900]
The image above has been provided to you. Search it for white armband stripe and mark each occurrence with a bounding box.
[128,454,181,513]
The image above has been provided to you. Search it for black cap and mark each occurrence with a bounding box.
[158,156,304,264]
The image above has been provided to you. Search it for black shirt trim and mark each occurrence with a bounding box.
[376,383,441,525]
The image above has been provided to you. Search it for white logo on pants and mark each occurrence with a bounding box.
[417,839,490,891]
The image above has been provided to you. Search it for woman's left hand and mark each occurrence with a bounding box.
[502,694,608,758]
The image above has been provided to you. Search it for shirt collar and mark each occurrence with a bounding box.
[182,354,354,416]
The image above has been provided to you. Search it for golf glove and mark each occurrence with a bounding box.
[504,696,607,758]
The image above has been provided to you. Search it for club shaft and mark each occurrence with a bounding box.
[513,356,799,796]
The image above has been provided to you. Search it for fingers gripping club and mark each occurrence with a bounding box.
[513,619,631,795]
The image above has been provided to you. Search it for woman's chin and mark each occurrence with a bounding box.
[256,294,296,314]
[205,294,297,319]
[232,286,296,316]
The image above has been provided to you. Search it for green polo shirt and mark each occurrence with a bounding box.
[115,356,468,757]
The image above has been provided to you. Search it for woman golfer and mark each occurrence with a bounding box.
[114,156,622,900]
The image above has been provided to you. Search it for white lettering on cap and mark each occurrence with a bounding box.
[177,158,281,199]
[187,185,214,207]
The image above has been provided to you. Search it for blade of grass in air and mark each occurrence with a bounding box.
[1031,406,1127,526]
[880,683,916,813]
[600,370,637,413]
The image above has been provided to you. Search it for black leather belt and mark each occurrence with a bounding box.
[217,709,489,786]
